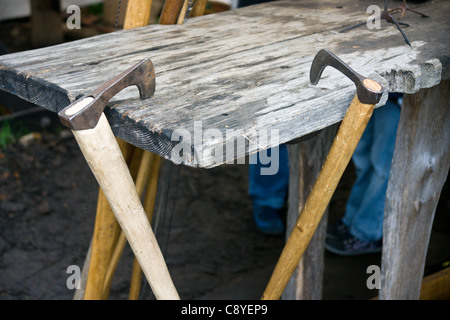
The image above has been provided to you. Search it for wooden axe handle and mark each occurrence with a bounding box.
[159,0,185,24]
[262,91,377,300]
[72,113,179,300]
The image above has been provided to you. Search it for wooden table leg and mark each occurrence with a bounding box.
[380,80,450,299]
[83,140,138,299]
[284,125,337,300]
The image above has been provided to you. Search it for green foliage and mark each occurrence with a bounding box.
[0,121,15,151]
[87,3,104,15]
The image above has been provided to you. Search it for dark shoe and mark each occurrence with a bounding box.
[326,218,351,239]
[325,231,382,256]
[253,205,285,236]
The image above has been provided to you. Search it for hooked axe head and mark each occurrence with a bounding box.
[59,58,155,130]
[310,49,383,105]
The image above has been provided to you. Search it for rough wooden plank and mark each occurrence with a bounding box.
[380,79,450,300]
[0,0,448,167]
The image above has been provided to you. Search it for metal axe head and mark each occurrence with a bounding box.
[310,49,383,105]
[59,58,156,130]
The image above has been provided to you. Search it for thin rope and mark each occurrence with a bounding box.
[115,0,122,31]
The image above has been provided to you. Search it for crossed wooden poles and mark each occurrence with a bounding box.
[69,0,208,300]
[66,1,383,301]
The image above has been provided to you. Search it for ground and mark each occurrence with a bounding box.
[0,8,449,301]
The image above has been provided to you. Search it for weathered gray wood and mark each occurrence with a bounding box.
[380,79,450,300]
[0,0,447,168]
[283,124,337,300]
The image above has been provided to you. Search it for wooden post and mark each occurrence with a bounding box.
[159,0,185,24]
[380,79,450,299]
[283,125,337,300]
[123,0,153,29]
[190,0,208,17]
[30,0,63,48]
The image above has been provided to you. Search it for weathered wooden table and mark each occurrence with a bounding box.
[0,0,448,299]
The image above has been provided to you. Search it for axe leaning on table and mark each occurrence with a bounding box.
[77,0,158,300]
[262,49,384,300]
[108,0,206,300]
[123,0,211,299]
[126,0,188,299]
[83,0,209,300]
[101,0,160,300]
[59,58,179,300]
[78,0,194,300]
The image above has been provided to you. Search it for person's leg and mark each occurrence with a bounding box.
[342,115,375,229]
[249,145,289,209]
[327,108,374,241]
[346,99,401,241]
[326,97,401,254]
[249,144,289,235]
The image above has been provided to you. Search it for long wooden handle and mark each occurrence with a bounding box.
[159,0,185,24]
[261,94,375,300]
[101,149,154,298]
[123,0,153,29]
[72,113,179,300]
[129,153,162,299]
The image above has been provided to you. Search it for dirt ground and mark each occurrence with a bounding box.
[0,10,449,301]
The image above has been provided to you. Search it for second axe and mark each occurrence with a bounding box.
[262,49,384,300]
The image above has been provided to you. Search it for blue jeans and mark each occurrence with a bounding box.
[343,98,401,241]
[248,144,289,210]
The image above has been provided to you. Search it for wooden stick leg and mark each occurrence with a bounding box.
[283,124,337,300]
[73,239,92,300]
[380,80,450,299]
[129,154,162,299]
[95,1,151,296]
[72,113,179,300]
[102,147,146,298]
[262,95,375,300]
[83,139,137,300]
[102,150,157,299]
[83,189,122,299]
